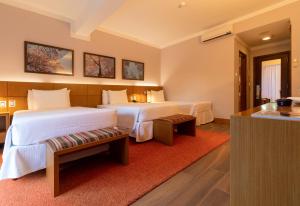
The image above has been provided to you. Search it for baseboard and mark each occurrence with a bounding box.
[214,118,230,124]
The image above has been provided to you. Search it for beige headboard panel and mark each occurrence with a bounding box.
[0,81,163,115]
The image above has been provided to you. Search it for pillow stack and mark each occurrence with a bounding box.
[28,88,70,110]
[102,89,128,105]
[147,90,165,103]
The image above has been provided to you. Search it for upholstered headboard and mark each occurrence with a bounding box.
[0,81,163,115]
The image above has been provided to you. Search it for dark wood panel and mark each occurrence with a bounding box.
[0,82,7,97]
[7,82,54,96]
[53,84,88,96]
[0,81,162,114]
[87,95,101,107]
[70,96,88,107]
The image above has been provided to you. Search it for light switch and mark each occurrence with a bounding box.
[0,101,6,108]
[9,100,16,107]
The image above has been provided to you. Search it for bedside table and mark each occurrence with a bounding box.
[0,112,10,144]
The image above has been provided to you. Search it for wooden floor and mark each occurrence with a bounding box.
[0,123,230,206]
[132,123,230,206]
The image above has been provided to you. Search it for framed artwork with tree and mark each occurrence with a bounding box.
[83,52,115,79]
[24,41,74,76]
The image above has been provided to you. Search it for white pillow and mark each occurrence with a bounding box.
[108,90,128,104]
[27,90,34,110]
[102,90,109,105]
[146,91,152,103]
[151,90,165,103]
[30,88,70,110]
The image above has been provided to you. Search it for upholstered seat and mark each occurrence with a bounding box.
[158,114,196,124]
[47,127,128,152]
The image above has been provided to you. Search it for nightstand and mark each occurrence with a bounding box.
[0,112,10,144]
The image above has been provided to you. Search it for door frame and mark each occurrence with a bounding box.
[253,51,291,106]
[239,51,247,111]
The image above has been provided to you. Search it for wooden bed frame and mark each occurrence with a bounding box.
[0,81,163,115]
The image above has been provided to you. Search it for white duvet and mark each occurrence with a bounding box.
[101,101,214,142]
[1,107,117,179]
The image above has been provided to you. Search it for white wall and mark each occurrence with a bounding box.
[161,36,235,119]
[0,3,161,86]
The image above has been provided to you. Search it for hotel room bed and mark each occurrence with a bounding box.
[0,107,117,179]
[99,101,213,142]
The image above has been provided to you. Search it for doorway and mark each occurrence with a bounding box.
[253,51,290,106]
[239,52,247,111]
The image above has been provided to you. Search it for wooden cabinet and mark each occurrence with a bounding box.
[0,112,10,143]
[230,105,300,206]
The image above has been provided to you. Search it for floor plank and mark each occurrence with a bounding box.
[133,122,230,206]
[199,189,230,206]
[217,173,230,194]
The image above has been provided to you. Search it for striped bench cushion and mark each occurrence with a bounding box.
[47,127,128,152]
[158,114,195,124]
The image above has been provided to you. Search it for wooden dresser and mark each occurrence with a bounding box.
[230,103,300,206]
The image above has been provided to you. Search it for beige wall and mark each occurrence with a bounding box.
[234,1,300,97]
[162,1,300,119]
[161,36,235,119]
[0,3,161,86]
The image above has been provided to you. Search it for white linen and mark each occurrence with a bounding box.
[100,102,181,142]
[29,88,70,110]
[102,90,109,105]
[100,101,214,142]
[108,90,128,104]
[167,101,214,125]
[27,90,34,110]
[150,90,165,103]
[0,107,117,179]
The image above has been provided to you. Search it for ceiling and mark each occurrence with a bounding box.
[0,0,296,48]
[237,19,291,47]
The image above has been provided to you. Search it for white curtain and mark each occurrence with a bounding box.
[261,63,281,102]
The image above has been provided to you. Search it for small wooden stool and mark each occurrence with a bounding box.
[46,127,129,197]
[153,114,196,145]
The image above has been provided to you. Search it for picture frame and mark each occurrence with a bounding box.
[24,41,74,76]
[83,52,116,79]
[122,59,144,81]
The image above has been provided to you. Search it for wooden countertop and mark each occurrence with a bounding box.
[232,103,300,121]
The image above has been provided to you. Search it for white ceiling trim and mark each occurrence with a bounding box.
[0,0,73,23]
[71,0,124,41]
[97,27,161,49]
[161,0,299,48]
[0,0,298,48]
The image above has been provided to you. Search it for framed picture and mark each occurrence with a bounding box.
[83,52,115,78]
[122,59,144,80]
[24,41,74,76]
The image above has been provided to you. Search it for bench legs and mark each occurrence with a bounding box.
[177,119,196,136]
[153,120,173,146]
[154,119,196,146]
[46,137,129,197]
[46,144,60,197]
[110,137,129,165]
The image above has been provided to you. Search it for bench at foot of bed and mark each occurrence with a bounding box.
[46,127,129,197]
[153,114,196,146]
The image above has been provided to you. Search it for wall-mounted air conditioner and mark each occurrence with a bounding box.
[201,25,233,42]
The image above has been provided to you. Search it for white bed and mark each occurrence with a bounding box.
[99,101,213,142]
[0,107,117,179]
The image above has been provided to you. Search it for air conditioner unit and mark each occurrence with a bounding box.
[201,25,233,42]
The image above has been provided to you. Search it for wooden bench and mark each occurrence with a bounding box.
[46,127,129,197]
[153,114,196,145]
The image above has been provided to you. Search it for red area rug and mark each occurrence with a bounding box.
[0,128,229,206]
